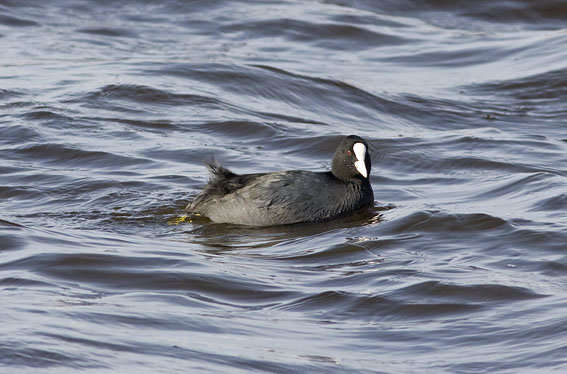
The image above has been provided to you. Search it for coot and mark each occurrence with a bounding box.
[186,135,374,226]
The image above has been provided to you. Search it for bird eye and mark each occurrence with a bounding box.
[347,150,352,156]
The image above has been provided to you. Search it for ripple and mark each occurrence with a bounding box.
[195,120,279,141]
[0,344,88,369]
[0,88,25,101]
[69,84,223,108]
[0,124,41,146]
[394,280,545,302]
[281,290,482,320]
[466,68,567,101]
[221,18,408,49]
[153,62,408,126]
[2,252,293,306]
[382,211,512,234]
[328,0,567,30]
[0,14,39,27]
[530,193,567,212]
[11,143,151,169]
[76,27,138,38]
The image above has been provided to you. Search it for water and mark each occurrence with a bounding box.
[1,0,566,372]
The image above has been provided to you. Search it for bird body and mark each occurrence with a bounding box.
[186,135,374,226]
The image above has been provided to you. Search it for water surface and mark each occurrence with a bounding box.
[1,0,566,373]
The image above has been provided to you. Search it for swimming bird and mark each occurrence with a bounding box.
[186,135,373,226]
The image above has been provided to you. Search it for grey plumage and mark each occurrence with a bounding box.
[186,135,374,226]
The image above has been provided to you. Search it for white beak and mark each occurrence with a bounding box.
[353,142,368,178]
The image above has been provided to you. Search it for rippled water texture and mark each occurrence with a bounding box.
[1,0,566,373]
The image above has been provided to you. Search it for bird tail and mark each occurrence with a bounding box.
[185,158,239,212]
[205,158,237,181]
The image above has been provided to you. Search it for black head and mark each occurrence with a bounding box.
[331,135,372,183]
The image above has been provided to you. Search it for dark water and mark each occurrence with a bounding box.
[1,0,566,372]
